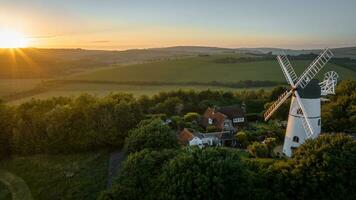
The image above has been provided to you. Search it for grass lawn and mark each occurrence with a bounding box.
[0,152,109,200]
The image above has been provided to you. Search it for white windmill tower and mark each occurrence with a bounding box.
[264,49,338,157]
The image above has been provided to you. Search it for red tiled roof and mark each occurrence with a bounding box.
[202,107,227,130]
[178,128,194,145]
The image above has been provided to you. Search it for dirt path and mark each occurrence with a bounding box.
[107,150,126,188]
[0,170,33,200]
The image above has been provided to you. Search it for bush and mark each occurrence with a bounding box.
[247,142,269,158]
[264,137,277,151]
[235,131,249,148]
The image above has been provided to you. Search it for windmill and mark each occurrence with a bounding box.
[264,49,338,157]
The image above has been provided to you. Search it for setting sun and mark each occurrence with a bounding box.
[0,29,30,48]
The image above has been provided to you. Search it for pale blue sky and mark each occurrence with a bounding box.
[1,0,356,49]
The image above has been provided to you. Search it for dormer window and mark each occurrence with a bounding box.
[208,118,213,125]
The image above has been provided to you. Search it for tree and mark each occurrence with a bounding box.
[158,148,252,200]
[99,149,179,200]
[183,112,200,123]
[124,118,179,154]
[289,134,356,200]
[322,80,356,132]
[151,97,183,116]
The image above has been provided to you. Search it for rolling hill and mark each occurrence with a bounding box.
[1,46,356,103]
[1,46,356,79]
[72,54,356,83]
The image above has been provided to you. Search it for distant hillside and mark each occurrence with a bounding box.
[1,46,355,79]
[240,47,356,58]
[0,48,201,78]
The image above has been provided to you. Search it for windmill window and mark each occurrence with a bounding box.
[293,136,299,143]
[297,108,303,115]
[318,119,321,126]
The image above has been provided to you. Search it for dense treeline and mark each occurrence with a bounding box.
[100,134,356,200]
[1,94,143,156]
[0,89,269,158]
[0,81,354,158]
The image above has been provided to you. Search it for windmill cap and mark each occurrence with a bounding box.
[297,79,321,99]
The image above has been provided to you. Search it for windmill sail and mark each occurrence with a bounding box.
[277,55,298,85]
[320,71,338,95]
[264,89,293,121]
[294,91,314,138]
[295,49,333,88]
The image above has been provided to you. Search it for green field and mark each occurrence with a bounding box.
[73,55,356,83]
[0,152,109,200]
[8,83,275,105]
[1,53,355,104]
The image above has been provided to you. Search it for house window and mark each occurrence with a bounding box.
[293,136,299,143]
[208,118,212,125]
[233,117,244,123]
[318,119,321,126]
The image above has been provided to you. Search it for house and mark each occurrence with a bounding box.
[178,128,194,145]
[189,136,204,148]
[179,129,237,148]
[201,107,227,130]
[188,132,218,148]
[201,106,246,132]
[217,106,246,127]
[204,131,237,147]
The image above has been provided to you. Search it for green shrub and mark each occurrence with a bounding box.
[247,142,269,158]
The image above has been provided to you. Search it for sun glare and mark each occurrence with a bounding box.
[0,29,30,48]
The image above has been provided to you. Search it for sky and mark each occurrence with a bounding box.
[1,0,356,50]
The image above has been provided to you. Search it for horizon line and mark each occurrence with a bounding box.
[3,45,355,52]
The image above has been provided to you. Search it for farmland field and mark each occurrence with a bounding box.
[1,52,355,104]
[8,83,275,105]
[72,55,356,83]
